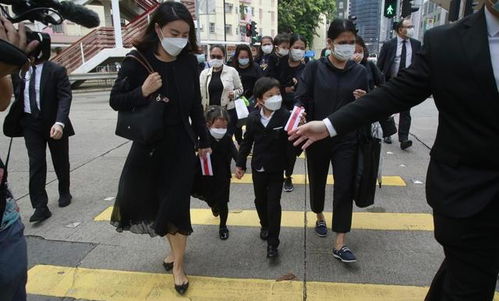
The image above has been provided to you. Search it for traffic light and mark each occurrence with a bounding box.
[245,23,252,37]
[401,0,419,18]
[251,21,258,38]
[384,0,397,18]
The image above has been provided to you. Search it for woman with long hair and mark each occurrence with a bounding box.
[109,2,210,295]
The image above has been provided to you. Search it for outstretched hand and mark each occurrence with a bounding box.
[288,121,330,150]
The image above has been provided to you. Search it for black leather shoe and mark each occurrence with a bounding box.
[162,261,174,272]
[175,282,189,295]
[383,137,392,144]
[58,193,72,208]
[29,207,52,223]
[219,226,229,240]
[260,228,269,240]
[267,245,279,258]
[400,140,413,150]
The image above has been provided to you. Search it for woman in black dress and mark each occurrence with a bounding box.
[109,2,210,295]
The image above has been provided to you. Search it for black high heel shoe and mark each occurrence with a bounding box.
[162,261,174,272]
[173,273,189,295]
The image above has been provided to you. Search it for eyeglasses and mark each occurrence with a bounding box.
[210,55,224,60]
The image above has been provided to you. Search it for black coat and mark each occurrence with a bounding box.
[377,37,422,81]
[327,9,499,218]
[109,50,209,148]
[237,108,300,172]
[4,61,74,138]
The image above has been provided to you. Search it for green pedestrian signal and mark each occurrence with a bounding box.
[384,0,397,18]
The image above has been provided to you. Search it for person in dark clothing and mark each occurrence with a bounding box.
[192,106,238,240]
[294,19,368,263]
[354,36,397,140]
[254,36,274,72]
[289,4,499,300]
[235,77,301,259]
[265,33,290,77]
[377,19,422,148]
[268,34,307,192]
[108,2,210,295]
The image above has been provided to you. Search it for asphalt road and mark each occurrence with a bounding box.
[0,92,496,300]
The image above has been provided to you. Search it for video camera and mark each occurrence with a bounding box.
[0,0,100,66]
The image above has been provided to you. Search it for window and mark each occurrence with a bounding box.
[52,24,64,33]
[225,24,233,35]
[224,3,233,14]
[339,1,344,9]
[210,22,215,33]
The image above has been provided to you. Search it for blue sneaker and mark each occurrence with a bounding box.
[315,220,328,237]
[333,246,357,263]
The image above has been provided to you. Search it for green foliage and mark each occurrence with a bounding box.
[278,0,336,46]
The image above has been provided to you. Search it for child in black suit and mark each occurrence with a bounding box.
[235,77,302,258]
[192,106,238,240]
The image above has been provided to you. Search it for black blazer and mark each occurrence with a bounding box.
[4,61,74,138]
[109,50,209,148]
[237,108,300,172]
[327,9,499,218]
[377,36,422,81]
[208,134,238,179]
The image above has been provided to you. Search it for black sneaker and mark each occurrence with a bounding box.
[333,246,357,263]
[29,207,52,223]
[267,245,279,258]
[219,226,229,240]
[315,220,327,237]
[260,228,269,240]
[283,177,294,192]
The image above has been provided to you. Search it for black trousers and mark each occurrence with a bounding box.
[252,171,284,247]
[425,199,499,301]
[398,110,411,142]
[306,136,357,233]
[23,115,70,209]
[285,155,296,178]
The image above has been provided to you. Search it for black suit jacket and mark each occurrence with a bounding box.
[377,36,422,81]
[327,9,499,218]
[4,61,74,138]
[237,108,300,172]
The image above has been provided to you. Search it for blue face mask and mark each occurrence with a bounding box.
[238,58,250,66]
[196,54,206,64]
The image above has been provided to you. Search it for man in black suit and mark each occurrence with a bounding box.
[290,3,499,301]
[4,45,74,223]
[377,18,422,149]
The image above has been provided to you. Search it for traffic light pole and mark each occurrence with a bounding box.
[223,0,227,43]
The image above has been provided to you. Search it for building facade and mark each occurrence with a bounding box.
[417,0,448,41]
[350,0,383,54]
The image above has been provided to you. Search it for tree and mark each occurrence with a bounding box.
[278,0,336,47]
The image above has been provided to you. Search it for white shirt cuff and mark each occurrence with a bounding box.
[55,122,65,129]
[322,118,337,137]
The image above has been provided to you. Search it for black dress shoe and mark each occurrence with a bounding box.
[400,140,413,150]
[29,207,52,223]
[260,228,269,240]
[58,193,72,208]
[267,245,279,258]
[383,137,392,144]
[162,261,174,272]
[175,282,189,295]
[219,226,229,240]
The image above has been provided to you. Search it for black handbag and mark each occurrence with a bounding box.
[115,52,168,145]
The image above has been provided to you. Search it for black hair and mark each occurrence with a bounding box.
[395,19,409,34]
[253,77,281,100]
[133,2,197,55]
[327,18,357,40]
[256,36,274,59]
[355,35,369,64]
[290,34,308,48]
[210,44,226,57]
[232,44,254,68]
[273,33,291,46]
[205,105,230,124]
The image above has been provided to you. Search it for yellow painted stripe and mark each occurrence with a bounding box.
[29,265,499,300]
[232,174,406,186]
[95,207,434,231]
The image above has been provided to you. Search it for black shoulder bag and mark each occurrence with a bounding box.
[115,52,167,145]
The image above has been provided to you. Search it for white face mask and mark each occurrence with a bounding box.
[210,59,224,68]
[209,128,227,140]
[290,49,305,61]
[263,95,282,111]
[278,48,289,56]
[405,28,415,38]
[332,44,355,61]
[159,30,188,57]
[238,58,250,66]
[262,45,273,54]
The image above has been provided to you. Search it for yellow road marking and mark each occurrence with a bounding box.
[95,208,434,231]
[231,174,406,186]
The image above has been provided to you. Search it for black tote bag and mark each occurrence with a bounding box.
[115,52,167,145]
